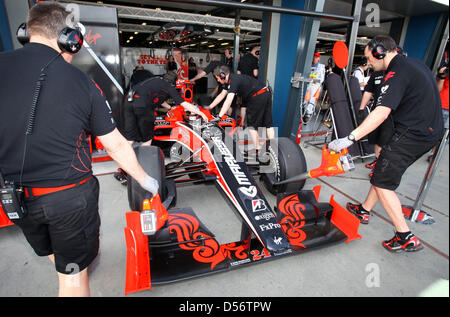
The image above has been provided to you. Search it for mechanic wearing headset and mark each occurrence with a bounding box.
[0,2,159,296]
[328,35,444,252]
[190,60,240,119]
[355,47,409,178]
[114,71,209,185]
[209,65,274,155]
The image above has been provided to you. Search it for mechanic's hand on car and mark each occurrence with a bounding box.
[139,174,159,197]
[328,136,354,152]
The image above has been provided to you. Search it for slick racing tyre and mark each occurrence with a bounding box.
[261,137,307,195]
[127,145,166,211]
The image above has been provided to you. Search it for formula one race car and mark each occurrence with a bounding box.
[122,80,362,295]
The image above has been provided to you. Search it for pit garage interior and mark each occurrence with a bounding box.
[0,0,449,298]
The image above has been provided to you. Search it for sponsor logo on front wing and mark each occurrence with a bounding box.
[259,223,281,232]
[211,136,252,186]
[239,185,257,198]
[255,212,275,221]
[251,199,266,212]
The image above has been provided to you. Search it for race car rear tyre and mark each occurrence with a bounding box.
[261,137,307,195]
[127,145,166,211]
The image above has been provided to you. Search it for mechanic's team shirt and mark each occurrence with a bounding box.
[309,62,325,84]
[364,70,386,107]
[132,77,185,111]
[238,53,259,78]
[222,73,266,104]
[0,43,116,187]
[375,54,444,142]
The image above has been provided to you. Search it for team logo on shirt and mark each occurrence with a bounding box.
[384,71,396,83]
[380,85,389,94]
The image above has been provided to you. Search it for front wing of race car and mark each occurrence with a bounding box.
[124,185,361,295]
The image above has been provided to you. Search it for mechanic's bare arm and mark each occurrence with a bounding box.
[191,70,206,82]
[218,93,236,118]
[209,89,228,110]
[253,69,258,78]
[360,91,373,110]
[161,101,172,110]
[181,101,209,122]
[97,128,148,184]
[351,105,391,141]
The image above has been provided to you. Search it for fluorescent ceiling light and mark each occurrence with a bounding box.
[431,0,449,5]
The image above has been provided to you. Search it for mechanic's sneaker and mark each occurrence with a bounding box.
[346,202,370,224]
[382,232,424,252]
[114,169,128,186]
[365,159,377,169]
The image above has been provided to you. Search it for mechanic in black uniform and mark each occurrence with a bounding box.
[123,71,208,145]
[166,55,178,72]
[0,2,158,296]
[190,60,240,119]
[129,65,154,88]
[237,46,260,124]
[328,35,444,252]
[114,72,209,184]
[209,65,274,154]
[238,45,260,79]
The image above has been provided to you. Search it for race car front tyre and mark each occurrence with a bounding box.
[127,145,166,211]
[261,137,307,195]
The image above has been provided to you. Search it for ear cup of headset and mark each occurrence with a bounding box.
[16,23,30,46]
[218,67,228,80]
[369,40,386,60]
[219,71,226,80]
[57,27,84,53]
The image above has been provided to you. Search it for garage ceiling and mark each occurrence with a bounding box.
[61,0,448,53]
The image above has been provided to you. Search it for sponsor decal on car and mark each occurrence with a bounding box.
[211,136,251,186]
[251,199,266,212]
[259,223,281,232]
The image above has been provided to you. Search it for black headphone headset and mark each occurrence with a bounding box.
[217,66,229,80]
[368,38,387,60]
[16,22,84,54]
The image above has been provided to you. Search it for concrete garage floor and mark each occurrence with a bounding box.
[0,137,448,297]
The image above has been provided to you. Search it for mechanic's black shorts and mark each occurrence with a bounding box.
[123,101,155,142]
[368,115,395,146]
[12,177,100,275]
[246,92,273,129]
[370,132,435,190]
